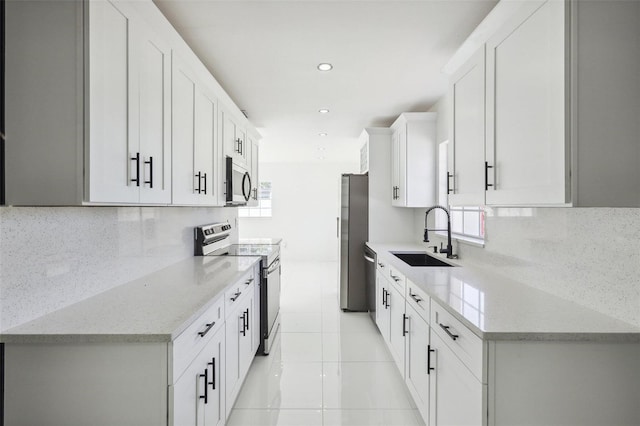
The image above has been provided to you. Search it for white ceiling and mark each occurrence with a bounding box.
[153,0,498,163]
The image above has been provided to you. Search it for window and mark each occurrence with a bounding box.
[436,142,484,242]
[238,181,272,217]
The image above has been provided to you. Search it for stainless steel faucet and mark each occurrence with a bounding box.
[423,205,457,259]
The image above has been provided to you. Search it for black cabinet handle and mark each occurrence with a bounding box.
[199,368,208,404]
[202,172,207,195]
[439,323,459,341]
[410,293,422,304]
[208,358,216,390]
[427,345,435,375]
[485,161,494,190]
[245,278,253,285]
[240,312,247,336]
[385,290,390,309]
[198,322,215,338]
[402,314,408,337]
[230,291,242,302]
[381,288,386,307]
[244,309,250,331]
[377,262,384,268]
[131,153,140,186]
[144,156,153,188]
[390,274,400,282]
[447,172,453,194]
[195,172,202,194]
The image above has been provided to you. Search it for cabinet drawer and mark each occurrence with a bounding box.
[406,280,429,323]
[172,296,224,384]
[431,300,484,381]
[387,265,406,295]
[224,269,256,315]
[376,258,390,276]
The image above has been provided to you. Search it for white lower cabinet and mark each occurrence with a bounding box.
[173,328,225,426]
[405,303,431,423]
[3,267,260,426]
[224,278,257,420]
[429,331,484,426]
[372,262,640,426]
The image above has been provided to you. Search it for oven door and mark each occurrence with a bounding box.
[225,156,252,205]
[265,256,281,339]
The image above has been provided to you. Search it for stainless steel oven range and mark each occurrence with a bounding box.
[194,222,281,355]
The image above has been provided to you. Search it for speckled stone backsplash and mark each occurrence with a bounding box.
[423,207,640,328]
[0,206,238,332]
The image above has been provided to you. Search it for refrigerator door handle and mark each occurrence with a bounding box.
[364,254,375,263]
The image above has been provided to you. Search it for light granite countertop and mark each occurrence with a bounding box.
[368,243,640,342]
[0,256,261,344]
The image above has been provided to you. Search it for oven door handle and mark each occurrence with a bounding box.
[267,258,281,275]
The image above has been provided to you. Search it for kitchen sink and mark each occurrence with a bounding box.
[391,251,455,267]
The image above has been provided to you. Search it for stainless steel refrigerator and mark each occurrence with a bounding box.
[339,174,368,311]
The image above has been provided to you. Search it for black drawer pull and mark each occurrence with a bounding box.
[208,358,216,390]
[439,323,459,341]
[131,152,140,186]
[381,288,386,307]
[245,278,253,285]
[199,368,208,404]
[402,314,408,337]
[244,309,250,331]
[198,322,215,338]
[240,312,247,336]
[410,293,422,303]
[230,291,242,302]
[427,345,435,375]
[485,161,494,190]
[144,156,153,188]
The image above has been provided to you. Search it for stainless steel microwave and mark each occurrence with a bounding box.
[225,156,252,205]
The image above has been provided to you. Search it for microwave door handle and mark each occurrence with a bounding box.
[242,172,252,201]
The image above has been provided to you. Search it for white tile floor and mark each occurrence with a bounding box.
[228,261,424,426]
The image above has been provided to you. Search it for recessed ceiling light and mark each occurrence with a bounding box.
[318,109,330,114]
[317,63,333,71]
[319,132,328,137]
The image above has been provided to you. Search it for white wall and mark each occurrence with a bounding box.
[239,161,360,262]
[0,206,238,331]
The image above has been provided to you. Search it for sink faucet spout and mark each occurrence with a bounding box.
[424,205,457,259]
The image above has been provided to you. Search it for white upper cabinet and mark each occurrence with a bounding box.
[446,0,640,207]
[485,0,567,206]
[5,0,260,206]
[390,113,438,208]
[172,56,221,206]
[222,111,248,166]
[448,48,486,207]
[246,136,260,207]
[129,15,173,204]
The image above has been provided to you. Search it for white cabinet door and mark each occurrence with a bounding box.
[172,57,219,206]
[203,328,225,426]
[133,20,172,204]
[173,328,225,426]
[88,1,171,204]
[448,47,486,207]
[388,283,406,377]
[485,0,568,206]
[391,128,406,206]
[225,302,242,415]
[429,331,483,426]
[405,303,431,422]
[222,110,247,165]
[375,274,391,343]
[246,137,260,207]
[238,293,255,378]
[88,0,137,204]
